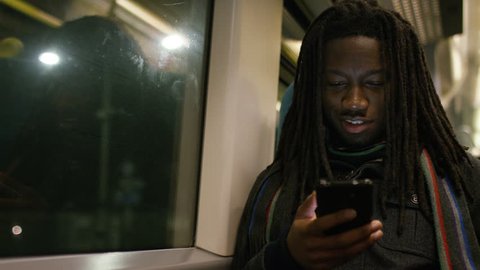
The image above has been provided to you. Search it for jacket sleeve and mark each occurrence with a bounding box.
[263,237,303,269]
[231,164,302,270]
[240,237,302,270]
[230,166,274,270]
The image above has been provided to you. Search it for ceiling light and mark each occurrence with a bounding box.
[161,34,188,50]
[39,51,60,65]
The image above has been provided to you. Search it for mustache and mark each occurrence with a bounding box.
[340,108,367,117]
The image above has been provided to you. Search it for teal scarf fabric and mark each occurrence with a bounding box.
[327,142,385,167]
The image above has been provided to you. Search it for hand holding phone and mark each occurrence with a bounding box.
[315,178,373,235]
[287,189,383,269]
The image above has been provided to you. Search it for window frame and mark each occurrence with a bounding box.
[0,0,282,268]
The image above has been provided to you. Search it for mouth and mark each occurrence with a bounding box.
[345,119,364,125]
[342,118,371,134]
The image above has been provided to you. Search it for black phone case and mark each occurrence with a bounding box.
[315,179,373,235]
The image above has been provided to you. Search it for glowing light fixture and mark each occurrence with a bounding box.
[450,36,463,83]
[39,52,60,65]
[0,37,24,58]
[282,38,302,65]
[11,225,22,236]
[161,34,188,50]
[0,0,62,28]
[276,101,281,112]
[116,0,172,34]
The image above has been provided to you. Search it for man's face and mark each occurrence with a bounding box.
[322,36,386,148]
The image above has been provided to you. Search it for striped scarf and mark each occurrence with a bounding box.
[421,149,480,270]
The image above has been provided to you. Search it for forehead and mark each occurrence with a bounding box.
[323,36,382,69]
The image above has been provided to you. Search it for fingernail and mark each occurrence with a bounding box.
[371,220,383,231]
[345,209,357,219]
[372,230,383,240]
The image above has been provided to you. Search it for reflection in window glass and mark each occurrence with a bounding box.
[0,0,212,256]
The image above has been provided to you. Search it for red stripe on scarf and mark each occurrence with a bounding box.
[423,150,453,270]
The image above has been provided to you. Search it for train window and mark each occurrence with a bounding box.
[0,0,212,256]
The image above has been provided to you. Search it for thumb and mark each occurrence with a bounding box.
[295,192,317,219]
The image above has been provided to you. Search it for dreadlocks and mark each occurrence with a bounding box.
[276,0,470,232]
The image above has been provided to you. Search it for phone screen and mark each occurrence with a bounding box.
[315,179,373,235]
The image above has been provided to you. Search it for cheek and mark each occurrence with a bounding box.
[322,101,336,125]
[370,92,385,112]
[322,95,340,121]
[322,94,338,111]
[321,97,332,118]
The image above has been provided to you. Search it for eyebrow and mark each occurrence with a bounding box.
[325,69,385,77]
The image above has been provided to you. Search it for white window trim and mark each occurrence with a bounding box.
[0,248,230,270]
[196,0,282,256]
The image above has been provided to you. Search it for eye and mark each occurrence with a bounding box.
[327,81,348,88]
[365,81,385,88]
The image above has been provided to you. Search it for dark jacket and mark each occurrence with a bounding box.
[232,153,480,269]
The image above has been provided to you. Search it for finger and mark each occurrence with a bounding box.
[303,229,383,269]
[315,229,383,261]
[318,220,383,250]
[295,192,318,219]
[309,208,357,235]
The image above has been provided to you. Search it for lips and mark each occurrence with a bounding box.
[342,118,372,134]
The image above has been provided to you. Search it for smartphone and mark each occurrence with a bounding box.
[315,178,373,235]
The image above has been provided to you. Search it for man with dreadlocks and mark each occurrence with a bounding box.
[232,0,480,269]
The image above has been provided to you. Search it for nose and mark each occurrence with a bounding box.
[342,85,368,111]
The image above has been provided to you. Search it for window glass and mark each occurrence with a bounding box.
[0,0,212,256]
